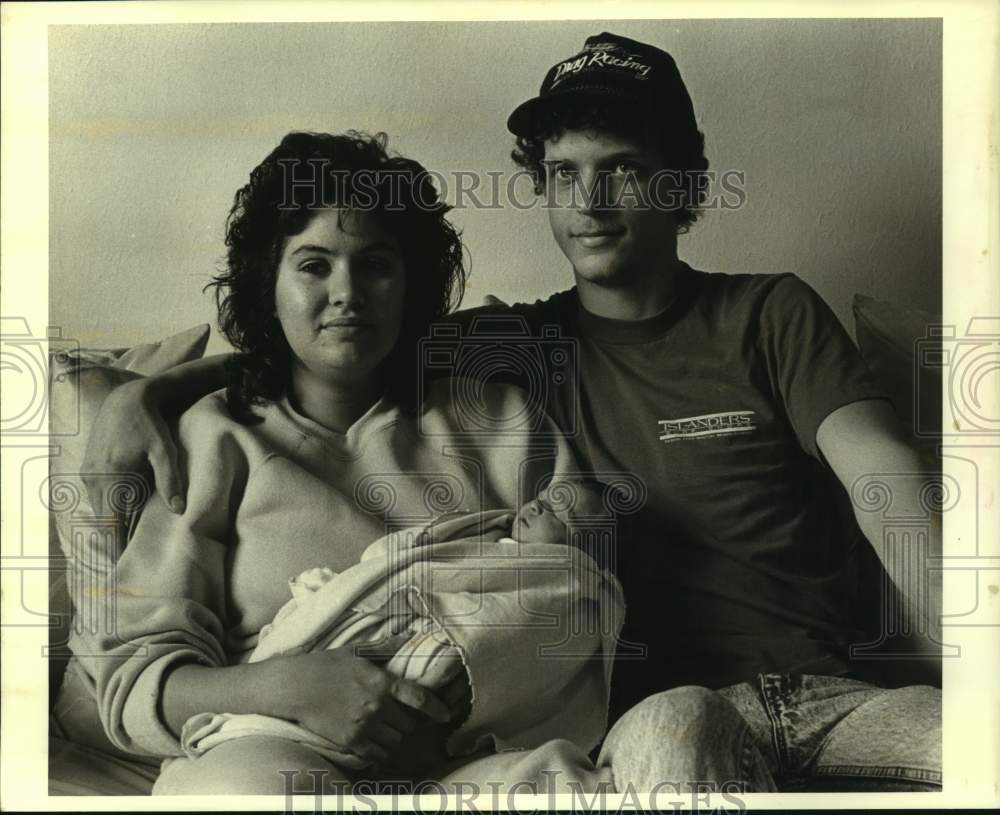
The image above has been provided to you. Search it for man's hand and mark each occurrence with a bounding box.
[81,378,185,515]
[80,353,231,516]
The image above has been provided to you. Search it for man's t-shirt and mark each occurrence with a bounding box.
[447,264,888,713]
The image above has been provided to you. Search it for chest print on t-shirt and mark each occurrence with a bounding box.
[657,410,758,443]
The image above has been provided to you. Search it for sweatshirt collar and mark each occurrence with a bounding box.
[274,391,398,456]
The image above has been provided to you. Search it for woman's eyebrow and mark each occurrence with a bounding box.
[290,244,332,256]
[289,241,398,256]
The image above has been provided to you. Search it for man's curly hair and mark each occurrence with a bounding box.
[511,98,710,232]
[206,131,466,422]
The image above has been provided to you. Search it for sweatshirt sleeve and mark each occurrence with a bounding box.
[80,397,248,757]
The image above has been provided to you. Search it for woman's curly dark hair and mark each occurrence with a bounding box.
[511,98,710,232]
[206,131,466,422]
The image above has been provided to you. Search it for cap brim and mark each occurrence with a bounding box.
[506,85,643,137]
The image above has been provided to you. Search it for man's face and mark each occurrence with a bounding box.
[543,128,677,286]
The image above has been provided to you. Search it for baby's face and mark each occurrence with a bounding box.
[512,497,568,543]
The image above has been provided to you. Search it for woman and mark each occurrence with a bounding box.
[77,131,610,795]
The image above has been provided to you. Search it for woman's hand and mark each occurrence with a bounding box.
[264,649,454,766]
[81,377,185,515]
[438,668,473,724]
[377,668,473,778]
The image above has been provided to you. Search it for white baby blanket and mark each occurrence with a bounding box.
[181,510,624,768]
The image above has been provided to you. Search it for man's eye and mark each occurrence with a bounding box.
[551,166,576,181]
[613,162,640,175]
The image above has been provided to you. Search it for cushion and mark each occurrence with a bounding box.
[852,294,942,443]
[68,322,214,377]
[49,735,158,796]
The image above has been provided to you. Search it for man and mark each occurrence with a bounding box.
[82,32,941,792]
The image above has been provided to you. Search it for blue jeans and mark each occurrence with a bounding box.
[597,674,941,792]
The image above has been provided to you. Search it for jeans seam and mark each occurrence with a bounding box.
[758,673,789,776]
[812,764,942,783]
[737,725,754,785]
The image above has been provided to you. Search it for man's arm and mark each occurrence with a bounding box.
[81,353,231,514]
[817,398,942,646]
[81,295,554,515]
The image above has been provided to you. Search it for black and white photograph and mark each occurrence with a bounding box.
[1,1,997,811]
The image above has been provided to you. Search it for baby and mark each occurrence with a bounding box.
[424,481,600,548]
[500,493,573,543]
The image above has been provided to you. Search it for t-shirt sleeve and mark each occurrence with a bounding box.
[78,400,246,757]
[757,275,890,460]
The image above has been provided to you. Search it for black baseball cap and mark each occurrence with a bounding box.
[507,32,698,138]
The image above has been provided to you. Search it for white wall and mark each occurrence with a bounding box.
[49,19,941,353]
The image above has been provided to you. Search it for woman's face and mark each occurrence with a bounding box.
[274,208,406,390]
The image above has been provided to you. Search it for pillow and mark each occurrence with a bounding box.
[74,322,214,377]
[852,294,941,442]
[47,325,210,702]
